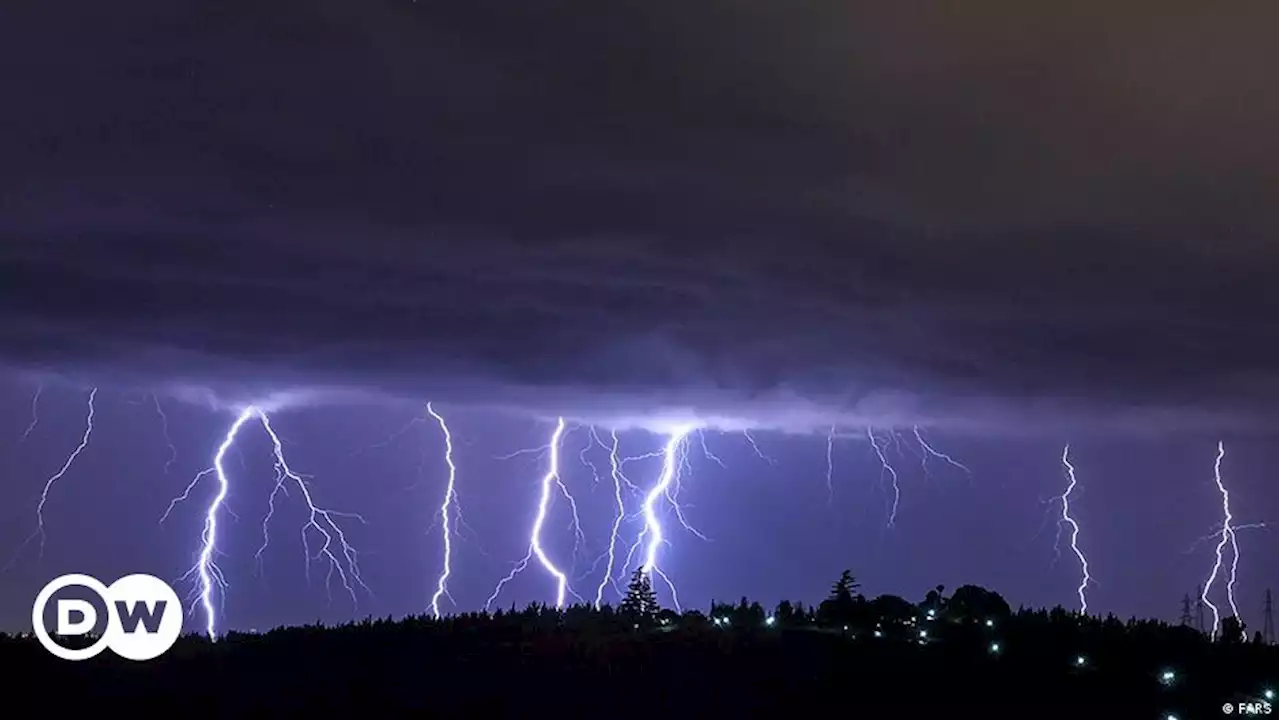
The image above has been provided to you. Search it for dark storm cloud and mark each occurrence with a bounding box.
[0,1,1273,434]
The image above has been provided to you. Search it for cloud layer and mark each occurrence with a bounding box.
[0,1,1273,434]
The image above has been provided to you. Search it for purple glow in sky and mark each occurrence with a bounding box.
[0,380,1274,637]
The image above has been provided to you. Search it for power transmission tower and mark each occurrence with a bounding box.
[1194,584,1207,634]
[1179,594,1193,626]
[1263,589,1276,644]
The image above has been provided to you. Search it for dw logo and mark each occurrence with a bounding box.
[32,573,182,661]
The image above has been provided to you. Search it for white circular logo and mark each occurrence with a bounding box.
[32,573,183,661]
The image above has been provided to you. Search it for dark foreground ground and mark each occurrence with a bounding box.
[6,621,1275,717]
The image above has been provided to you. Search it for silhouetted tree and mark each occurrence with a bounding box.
[948,585,1012,621]
[1179,594,1193,626]
[922,584,947,613]
[745,600,766,625]
[620,569,659,627]
[830,570,859,601]
[775,600,795,624]
[680,609,708,627]
[818,570,860,626]
[868,594,915,623]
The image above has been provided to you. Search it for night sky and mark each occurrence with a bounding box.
[0,2,1274,636]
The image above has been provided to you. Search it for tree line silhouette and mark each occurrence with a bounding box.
[5,570,1274,717]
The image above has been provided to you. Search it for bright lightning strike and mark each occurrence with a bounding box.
[9,387,97,566]
[1202,441,1241,639]
[426,402,458,619]
[555,455,588,563]
[257,411,370,607]
[641,428,696,574]
[181,406,255,640]
[1058,444,1092,614]
[866,427,901,527]
[594,429,630,608]
[486,418,575,610]
[169,407,368,639]
[621,426,697,611]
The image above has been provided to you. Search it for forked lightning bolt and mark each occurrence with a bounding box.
[427,403,458,619]
[1185,522,1270,554]
[8,387,97,567]
[555,457,588,563]
[486,418,576,609]
[1201,441,1241,638]
[912,425,970,477]
[257,411,370,605]
[176,406,254,640]
[698,431,726,468]
[167,406,368,639]
[619,426,697,611]
[593,429,631,608]
[640,427,696,604]
[1058,444,1092,614]
[866,428,901,527]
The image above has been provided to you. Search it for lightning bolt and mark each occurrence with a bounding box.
[426,402,458,619]
[1202,440,1241,639]
[620,426,697,611]
[486,418,576,609]
[19,383,42,442]
[593,429,632,608]
[180,406,255,640]
[577,430,605,487]
[555,454,588,563]
[1185,522,1270,554]
[7,387,97,567]
[256,411,370,607]
[168,407,368,639]
[742,429,774,464]
[698,431,727,468]
[866,427,901,527]
[152,394,178,474]
[912,425,970,477]
[1058,444,1092,614]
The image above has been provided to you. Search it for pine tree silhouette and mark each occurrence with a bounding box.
[818,569,860,627]
[620,568,660,627]
[829,570,859,603]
